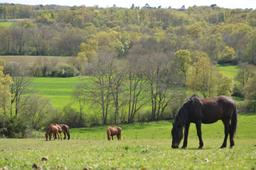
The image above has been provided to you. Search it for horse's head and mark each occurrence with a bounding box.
[171,106,187,148]
[171,95,202,148]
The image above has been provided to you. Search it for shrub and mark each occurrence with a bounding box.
[51,63,80,77]
[232,84,244,98]
[62,105,85,128]
[0,117,29,138]
[218,46,237,64]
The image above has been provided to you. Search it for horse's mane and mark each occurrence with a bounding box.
[188,94,200,102]
[174,106,186,127]
[175,95,201,126]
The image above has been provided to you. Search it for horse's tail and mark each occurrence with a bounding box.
[107,128,111,140]
[230,107,237,140]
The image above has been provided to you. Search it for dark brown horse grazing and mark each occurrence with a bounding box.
[107,126,122,140]
[45,124,59,141]
[171,95,237,149]
[59,124,70,140]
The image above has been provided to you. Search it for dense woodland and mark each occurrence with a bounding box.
[0,3,255,64]
[0,3,256,137]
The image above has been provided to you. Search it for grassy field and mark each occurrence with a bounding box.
[0,114,255,169]
[30,77,86,108]
[29,65,240,110]
[217,65,240,80]
[0,21,14,28]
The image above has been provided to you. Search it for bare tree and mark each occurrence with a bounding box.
[125,54,147,123]
[9,63,31,117]
[85,55,116,125]
[110,65,125,124]
[73,82,87,122]
[9,26,26,54]
[142,53,171,120]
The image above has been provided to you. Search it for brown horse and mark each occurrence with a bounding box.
[171,95,237,149]
[45,124,59,141]
[107,126,122,140]
[45,123,70,141]
[55,124,63,139]
[59,124,70,140]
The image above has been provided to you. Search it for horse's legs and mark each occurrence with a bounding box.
[229,124,235,148]
[196,122,203,149]
[221,120,230,148]
[117,134,121,140]
[63,131,66,140]
[45,133,48,141]
[111,135,114,140]
[60,132,63,140]
[182,123,190,149]
[67,131,70,140]
[59,132,62,140]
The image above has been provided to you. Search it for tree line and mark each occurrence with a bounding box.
[0,4,256,65]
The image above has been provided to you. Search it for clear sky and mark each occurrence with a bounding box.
[0,0,255,9]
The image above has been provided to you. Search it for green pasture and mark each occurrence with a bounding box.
[30,77,87,108]
[0,114,255,169]
[0,21,14,28]
[71,113,256,140]
[217,65,239,80]
[29,65,240,110]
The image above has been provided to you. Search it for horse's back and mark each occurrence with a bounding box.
[107,126,121,135]
[200,96,236,123]
[60,124,69,132]
[217,96,235,106]
[47,124,58,133]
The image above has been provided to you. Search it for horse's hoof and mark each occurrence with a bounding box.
[220,145,226,149]
[181,146,187,149]
[171,145,179,149]
[198,146,203,149]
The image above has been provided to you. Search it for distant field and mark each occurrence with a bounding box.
[0,114,255,169]
[29,65,240,110]
[0,21,14,28]
[217,65,239,80]
[30,77,88,108]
